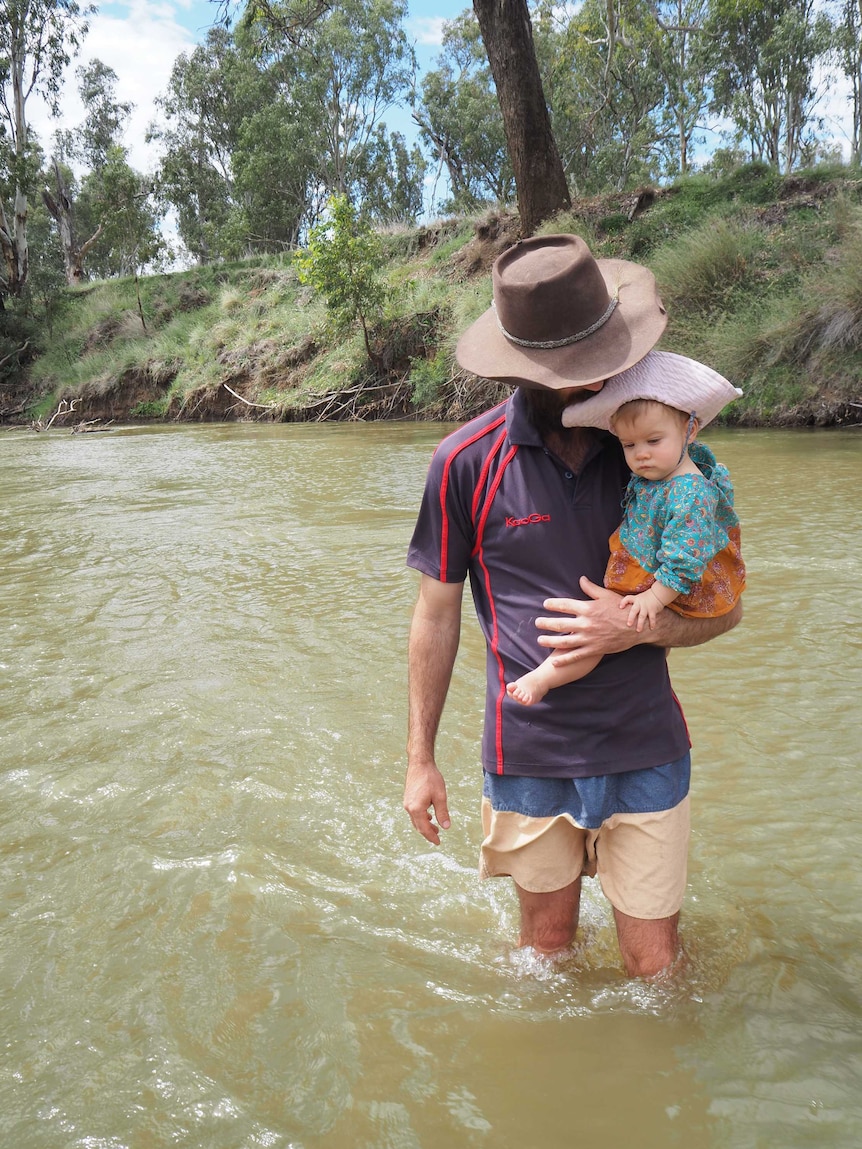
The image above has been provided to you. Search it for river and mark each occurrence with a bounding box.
[0,422,859,1148]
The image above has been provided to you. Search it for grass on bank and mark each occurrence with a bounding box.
[18,164,862,425]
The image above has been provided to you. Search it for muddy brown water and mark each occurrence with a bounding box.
[0,422,860,1148]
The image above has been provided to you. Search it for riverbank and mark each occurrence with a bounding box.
[4,163,862,429]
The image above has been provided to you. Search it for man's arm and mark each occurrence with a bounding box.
[404,574,464,844]
[536,576,742,667]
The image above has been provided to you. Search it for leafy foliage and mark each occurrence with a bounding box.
[294,194,389,360]
[1,0,92,297]
[415,13,513,213]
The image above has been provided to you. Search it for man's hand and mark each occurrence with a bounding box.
[403,760,451,845]
[535,576,638,667]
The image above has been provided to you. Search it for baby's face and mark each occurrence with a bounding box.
[614,408,690,481]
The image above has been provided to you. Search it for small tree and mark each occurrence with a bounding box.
[295,194,388,363]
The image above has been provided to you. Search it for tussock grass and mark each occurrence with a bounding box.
[708,212,862,409]
[651,218,762,316]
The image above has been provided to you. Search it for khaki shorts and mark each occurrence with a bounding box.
[480,794,690,920]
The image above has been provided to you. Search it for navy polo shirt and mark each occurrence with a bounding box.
[407,388,690,779]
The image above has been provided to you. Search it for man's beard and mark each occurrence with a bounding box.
[523,387,569,436]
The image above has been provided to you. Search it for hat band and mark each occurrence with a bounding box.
[493,295,618,350]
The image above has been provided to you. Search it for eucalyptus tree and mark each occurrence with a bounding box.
[354,126,428,224]
[415,12,513,212]
[0,0,91,297]
[537,0,664,194]
[472,0,570,233]
[43,59,156,284]
[259,0,417,202]
[61,58,133,170]
[149,27,305,261]
[834,0,862,165]
[709,0,833,172]
[643,0,713,175]
[153,0,416,259]
[216,0,329,42]
[229,98,318,251]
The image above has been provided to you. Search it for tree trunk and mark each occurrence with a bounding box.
[0,44,30,294]
[472,0,571,236]
[42,162,103,286]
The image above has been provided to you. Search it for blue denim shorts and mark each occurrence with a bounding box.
[482,753,691,829]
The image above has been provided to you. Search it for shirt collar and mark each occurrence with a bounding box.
[506,387,544,446]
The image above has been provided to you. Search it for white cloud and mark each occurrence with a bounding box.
[408,15,448,46]
[27,0,200,174]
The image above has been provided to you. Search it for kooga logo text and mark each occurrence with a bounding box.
[505,513,551,528]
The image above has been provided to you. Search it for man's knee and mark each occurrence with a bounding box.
[519,918,578,954]
[614,909,680,978]
[515,879,581,954]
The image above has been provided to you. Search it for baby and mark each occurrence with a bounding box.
[507,351,746,706]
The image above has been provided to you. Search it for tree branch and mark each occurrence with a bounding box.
[222,383,278,408]
[0,340,30,371]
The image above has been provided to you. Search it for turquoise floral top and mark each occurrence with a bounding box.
[619,441,740,595]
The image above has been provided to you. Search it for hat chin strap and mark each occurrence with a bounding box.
[677,411,697,465]
[492,295,618,350]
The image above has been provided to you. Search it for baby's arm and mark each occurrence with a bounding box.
[621,480,719,632]
[619,581,679,632]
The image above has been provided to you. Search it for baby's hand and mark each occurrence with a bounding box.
[619,588,666,632]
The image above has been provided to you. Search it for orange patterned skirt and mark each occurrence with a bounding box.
[604,525,746,618]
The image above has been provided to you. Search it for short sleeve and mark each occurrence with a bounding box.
[406,442,474,584]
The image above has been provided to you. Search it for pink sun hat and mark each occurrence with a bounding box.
[561,349,743,430]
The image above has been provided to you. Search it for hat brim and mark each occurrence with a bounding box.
[456,258,668,390]
[561,350,743,430]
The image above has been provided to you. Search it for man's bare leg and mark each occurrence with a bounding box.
[514,878,582,954]
[613,908,681,978]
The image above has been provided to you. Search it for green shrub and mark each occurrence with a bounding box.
[409,352,451,408]
[598,212,629,234]
[295,195,389,361]
[720,161,781,205]
[130,398,169,418]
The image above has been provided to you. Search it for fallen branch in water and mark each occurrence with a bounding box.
[305,378,413,422]
[31,397,80,431]
[72,419,114,433]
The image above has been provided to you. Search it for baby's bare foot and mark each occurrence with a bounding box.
[506,674,548,707]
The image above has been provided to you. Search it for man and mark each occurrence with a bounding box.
[403,234,742,978]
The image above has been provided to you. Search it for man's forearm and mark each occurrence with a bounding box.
[643,598,743,649]
[406,593,462,762]
[537,578,743,667]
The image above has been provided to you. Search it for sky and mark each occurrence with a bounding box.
[25,0,856,186]
[26,0,466,174]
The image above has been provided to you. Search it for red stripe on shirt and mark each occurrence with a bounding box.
[437,411,507,582]
[471,428,508,526]
[670,689,692,747]
[473,444,519,773]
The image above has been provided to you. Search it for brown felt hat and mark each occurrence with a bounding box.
[456,234,668,389]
